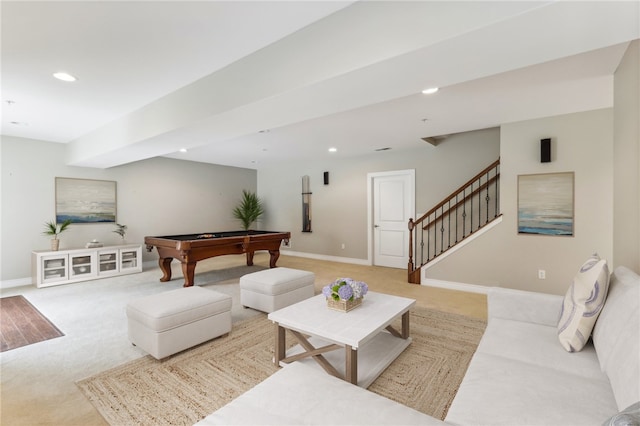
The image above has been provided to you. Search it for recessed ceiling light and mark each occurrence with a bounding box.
[179,148,187,153]
[421,87,439,95]
[53,72,77,82]
[328,147,337,153]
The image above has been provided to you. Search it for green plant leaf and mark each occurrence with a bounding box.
[232,190,264,231]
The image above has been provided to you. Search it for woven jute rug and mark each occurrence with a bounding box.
[76,306,486,425]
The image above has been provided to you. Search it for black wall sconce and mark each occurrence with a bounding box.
[323,171,329,185]
[541,138,551,163]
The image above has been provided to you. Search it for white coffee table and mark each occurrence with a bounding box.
[268,291,416,388]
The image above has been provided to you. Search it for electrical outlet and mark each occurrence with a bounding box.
[538,269,546,279]
[282,239,291,248]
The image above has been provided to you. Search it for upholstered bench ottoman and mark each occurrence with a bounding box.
[126,286,232,359]
[240,267,315,313]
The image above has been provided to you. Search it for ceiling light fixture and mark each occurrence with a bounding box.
[328,147,337,153]
[421,87,439,95]
[53,72,77,82]
[179,148,187,153]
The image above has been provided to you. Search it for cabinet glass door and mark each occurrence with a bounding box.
[70,253,96,278]
[98,250,119,274]
[42,255,68,282]
[120,249,139,271]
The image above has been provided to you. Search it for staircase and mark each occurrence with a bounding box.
[408,159,501,284]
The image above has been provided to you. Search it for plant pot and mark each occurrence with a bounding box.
[51,239,60,251]
[326,297,362,312]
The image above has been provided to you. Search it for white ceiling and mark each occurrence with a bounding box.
[2,1,638,170]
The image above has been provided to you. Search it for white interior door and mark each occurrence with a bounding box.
[371,170,414,268]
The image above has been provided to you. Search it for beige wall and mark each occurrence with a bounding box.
[0,136,256,284]
[613,40,640,272]
[425,109,614,295]
[258,128,500,260]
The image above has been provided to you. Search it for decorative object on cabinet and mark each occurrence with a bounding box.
[302,175,312,232]
[113,223,127,242]
[85,239,103,248]
[32,244,142,288]
[42,219,72,251]
[232,190,264,231]
[55,177,117,224]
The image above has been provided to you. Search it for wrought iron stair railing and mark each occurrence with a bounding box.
[408,158,501,284]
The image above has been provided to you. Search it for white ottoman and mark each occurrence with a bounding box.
[240,267,315,313]
[126,286,232,359]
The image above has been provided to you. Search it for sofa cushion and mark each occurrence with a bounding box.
[445,352,618,426]
[557,254,610,352]
[478,318,604,380]
[592,266,640,410]
[195,362,444,425]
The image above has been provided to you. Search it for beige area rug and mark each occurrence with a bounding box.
[77,306,486,425]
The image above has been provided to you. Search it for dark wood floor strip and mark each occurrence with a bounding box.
[0,295,64,352]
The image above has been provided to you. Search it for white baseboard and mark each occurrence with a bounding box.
[1,277,34,290]
[281,250,370,266]
[423,278,490,295]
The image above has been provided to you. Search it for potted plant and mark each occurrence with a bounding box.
[113,223,127,243]
[43,219,72,251]
[233,190,264,231]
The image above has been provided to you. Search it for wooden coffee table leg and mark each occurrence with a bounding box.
[401,311,410,339]
[345,345,357,385]
[274,322,285,367]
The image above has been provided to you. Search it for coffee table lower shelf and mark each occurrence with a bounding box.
[279,330,412,388]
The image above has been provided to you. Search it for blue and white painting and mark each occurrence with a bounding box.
[56,178,116,223]
[518,172,574,236]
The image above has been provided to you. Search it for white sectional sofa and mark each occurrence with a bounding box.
[197,266,639,426]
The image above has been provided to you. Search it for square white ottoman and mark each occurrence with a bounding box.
[126,286,232,359]
[240,267,315,313]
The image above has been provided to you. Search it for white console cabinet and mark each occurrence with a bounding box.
[32,244,142,288]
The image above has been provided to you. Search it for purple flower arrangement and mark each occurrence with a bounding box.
[322,278,369,302]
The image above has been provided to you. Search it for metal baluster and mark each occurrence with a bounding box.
[478,176,482,228]
[440,205,445,253]
[462,187,467,237]
[455,193,459,243]
[495,165,499,218]
[485,170,490,223]
[433,214,437,259]
[448,199,451,248]
[426,217,430,261]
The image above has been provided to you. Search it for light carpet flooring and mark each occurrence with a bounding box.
[0,253,486,425]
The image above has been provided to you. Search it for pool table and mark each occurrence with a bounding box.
[144,230,290,287]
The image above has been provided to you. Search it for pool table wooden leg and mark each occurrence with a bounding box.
[181,262,196,287]
[268,250,280,268]
[246,251,254,266]
[159,257,173,282]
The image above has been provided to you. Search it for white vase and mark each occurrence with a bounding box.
[51,239,60,251]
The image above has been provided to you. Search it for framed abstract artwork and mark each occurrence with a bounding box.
[55,177,117,223]
[517,172,574,236]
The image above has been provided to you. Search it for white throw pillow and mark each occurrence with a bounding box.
[557,254,610,352]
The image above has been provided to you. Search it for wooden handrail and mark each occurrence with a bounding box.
[414,158,500,224]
